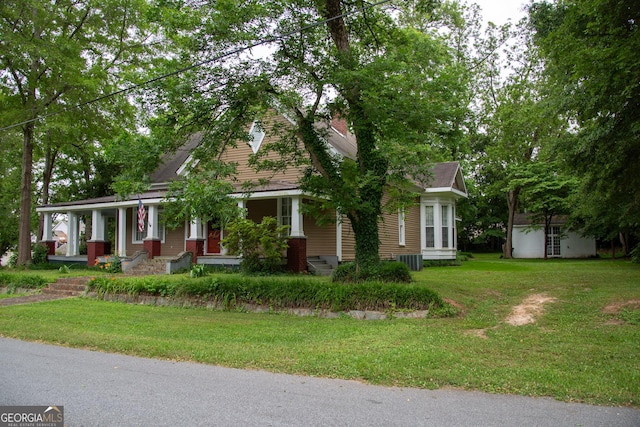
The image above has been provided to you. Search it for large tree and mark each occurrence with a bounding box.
[150,0,469,271]
[0,0,153,265]
[473,19,567,258]
[530,0,640,254]
[0,127,21,259]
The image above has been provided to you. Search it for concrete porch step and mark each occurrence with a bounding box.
[307,257,334,276]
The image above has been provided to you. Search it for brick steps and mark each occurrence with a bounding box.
[42,277,90,296]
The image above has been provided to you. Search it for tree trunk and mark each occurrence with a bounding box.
[37,140,57,243]
[320,0,386,270]
[17,123,35,266]
[504,188,520,259]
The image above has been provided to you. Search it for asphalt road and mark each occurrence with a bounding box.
[1,337,638,426]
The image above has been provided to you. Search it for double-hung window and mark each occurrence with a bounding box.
[442,205,450,248]
[425,206,435,248]
[132,208,165,244]
[279,198,292,236]
[398,209,406,246]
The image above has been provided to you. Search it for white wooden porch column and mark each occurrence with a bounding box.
[146,205,159,240]
[290,196,305,237]
[189,218,204,239]
[91,209,105,241]
[41,212,53,241]
[117,207,127,257]
[66,212,79,256]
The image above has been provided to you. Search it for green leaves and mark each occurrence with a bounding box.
[221,216,290,274]
[531,0,640,245]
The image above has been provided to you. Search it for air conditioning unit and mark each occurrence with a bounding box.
[396,254,423,271]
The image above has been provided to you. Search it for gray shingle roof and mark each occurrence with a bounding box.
[149,132,203,184]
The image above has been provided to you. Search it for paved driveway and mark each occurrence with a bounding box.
[1,338,638,426]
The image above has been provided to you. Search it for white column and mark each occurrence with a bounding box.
[433,200,442,249]
[189,218,203,239]
[91,209,105,241]
[237,199,246,216]
[290,197,305,237]
[42,212,53,241]
[117,207,127,257]
[66,212,79,256]
[146,205,159,240]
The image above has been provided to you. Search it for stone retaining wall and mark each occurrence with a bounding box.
[87,292,429,320]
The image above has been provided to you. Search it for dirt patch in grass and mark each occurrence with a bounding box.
[443,298,465,317]
[602,300,640,314]
[505,293,557,326]
[603,300,640,325]
[463,328,489,339]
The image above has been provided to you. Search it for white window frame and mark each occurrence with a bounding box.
[278,197,292,236]
[248,121,266,153]
[132,208,166,244]
[442,205,450,248]
[546,226,561,257]
[425,205,435,248]
[398,208,406,246]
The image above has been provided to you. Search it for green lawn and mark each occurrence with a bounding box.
[1,255,638,407]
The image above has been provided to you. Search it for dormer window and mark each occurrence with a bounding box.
[248,121,265,153]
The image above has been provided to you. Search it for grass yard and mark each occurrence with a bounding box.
[0,254,638,407]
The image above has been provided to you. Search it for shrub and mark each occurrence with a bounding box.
[32,244,49,265]
[423,259,462,267]
[190,264,207,278]
[95,255,122,273]
[87,274,446,313]
[0,273,49,291]
[332,261,412,284]
[222,217,289,275]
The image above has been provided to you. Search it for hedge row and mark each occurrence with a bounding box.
[0,273,49,290]
[87,276,444,312]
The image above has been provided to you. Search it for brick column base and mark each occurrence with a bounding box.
[87,240,107,268]
[41,241,56,256]
[287,237,307,273]
[185,239,205,263]
[143,239,162,259]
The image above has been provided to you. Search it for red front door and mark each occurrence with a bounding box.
[207,223,221,254]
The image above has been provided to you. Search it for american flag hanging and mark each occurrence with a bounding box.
[137,198,146,233]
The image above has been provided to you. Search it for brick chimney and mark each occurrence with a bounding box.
[331,115,348,136]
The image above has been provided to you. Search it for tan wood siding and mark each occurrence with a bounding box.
[339,197,422,262]
[218,114,304,186]
[305,213,337,257]
[403,203,422,253]
[246,199,276,222]
[340,216,356,261]
[162,226,186,256]
[124,207,186,257]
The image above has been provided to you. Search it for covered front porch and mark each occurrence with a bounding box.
[36,190,311,273]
